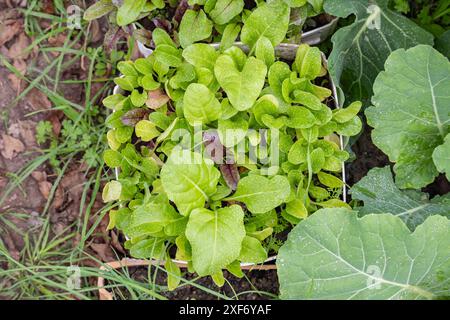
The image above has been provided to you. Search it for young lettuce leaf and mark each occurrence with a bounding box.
[160,149,220,215]
[238,236,268,264]
[241,0,291,51]
[179,9,213,48]
[214,52,267,111]
[209,0,244,25]
[116,0,147,27]
[183,83,222,125]
[225,175,291,214]
[125,194,185,238]
[185,205,246,276]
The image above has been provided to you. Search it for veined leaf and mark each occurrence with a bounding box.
[185,205,246,276]
[366,45,450,189]
[116,0,146,26]
[238,236,268,263]
[160,149,220,215]
[165,255,181,291]
[220,23,241,51]
[351,166,450,230]
[152,28,176,48]
[294,44,322,80]
[102,181,122,202]
[179,9,213,48]
[183,83,222,125]
[255,37,275,68]
[84,0,115,21]
[135,120,160,141]
[209,0,244,25]
[153,44,182,67]
[214,53,267,111]
[432,134,450,181]
[241,0,290,50]
[325,0,433,106]
[182,44,219,71]
[225,175,291,214]
[126,194,184,238]
[278,209,450,300]
[128,237,165,259]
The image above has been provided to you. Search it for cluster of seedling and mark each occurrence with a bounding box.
[101,6,361,287]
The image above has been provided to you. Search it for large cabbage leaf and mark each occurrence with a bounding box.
[277,209,450,300]
[324,0,433,106]
[366,45,450,189]
[351,166,450,230]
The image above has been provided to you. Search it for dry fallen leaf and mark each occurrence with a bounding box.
[18,120,36,146]
[38,181,52,199]
[50,168,87,235]
[0,20,22,47]
[7,59,26,93]
[90,243,116,262]
[26,88,52,110]
[110,230,125,254]
[31,171,52,199]
[51,185,65,209]
[47,33,67,46]
[0,133,25,159]
[31,171,46,181]
[8,120,36,147]
[46,110,64,137]
[7,32,30,60]
[89,20,103,43]
[2,232,20,261]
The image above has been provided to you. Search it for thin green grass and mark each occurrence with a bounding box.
[0,1,277,300]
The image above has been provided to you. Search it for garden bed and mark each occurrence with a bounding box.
[1,0,449,301]
[104,36,358,279]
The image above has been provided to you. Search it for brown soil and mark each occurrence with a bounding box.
[106,266,279,300]
[345,124,390,187]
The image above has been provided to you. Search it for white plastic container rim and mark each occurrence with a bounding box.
[135,18,339,58]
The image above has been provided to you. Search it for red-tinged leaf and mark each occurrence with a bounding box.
[120,108,150,126]
[220,164,240,190]
[151,18,172,33]
[203,130,224,163]
[134,28,152,47]
[146,88,170,109]
[173,0,190,24]
[204,130,236,165]
[42,0,55,14]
